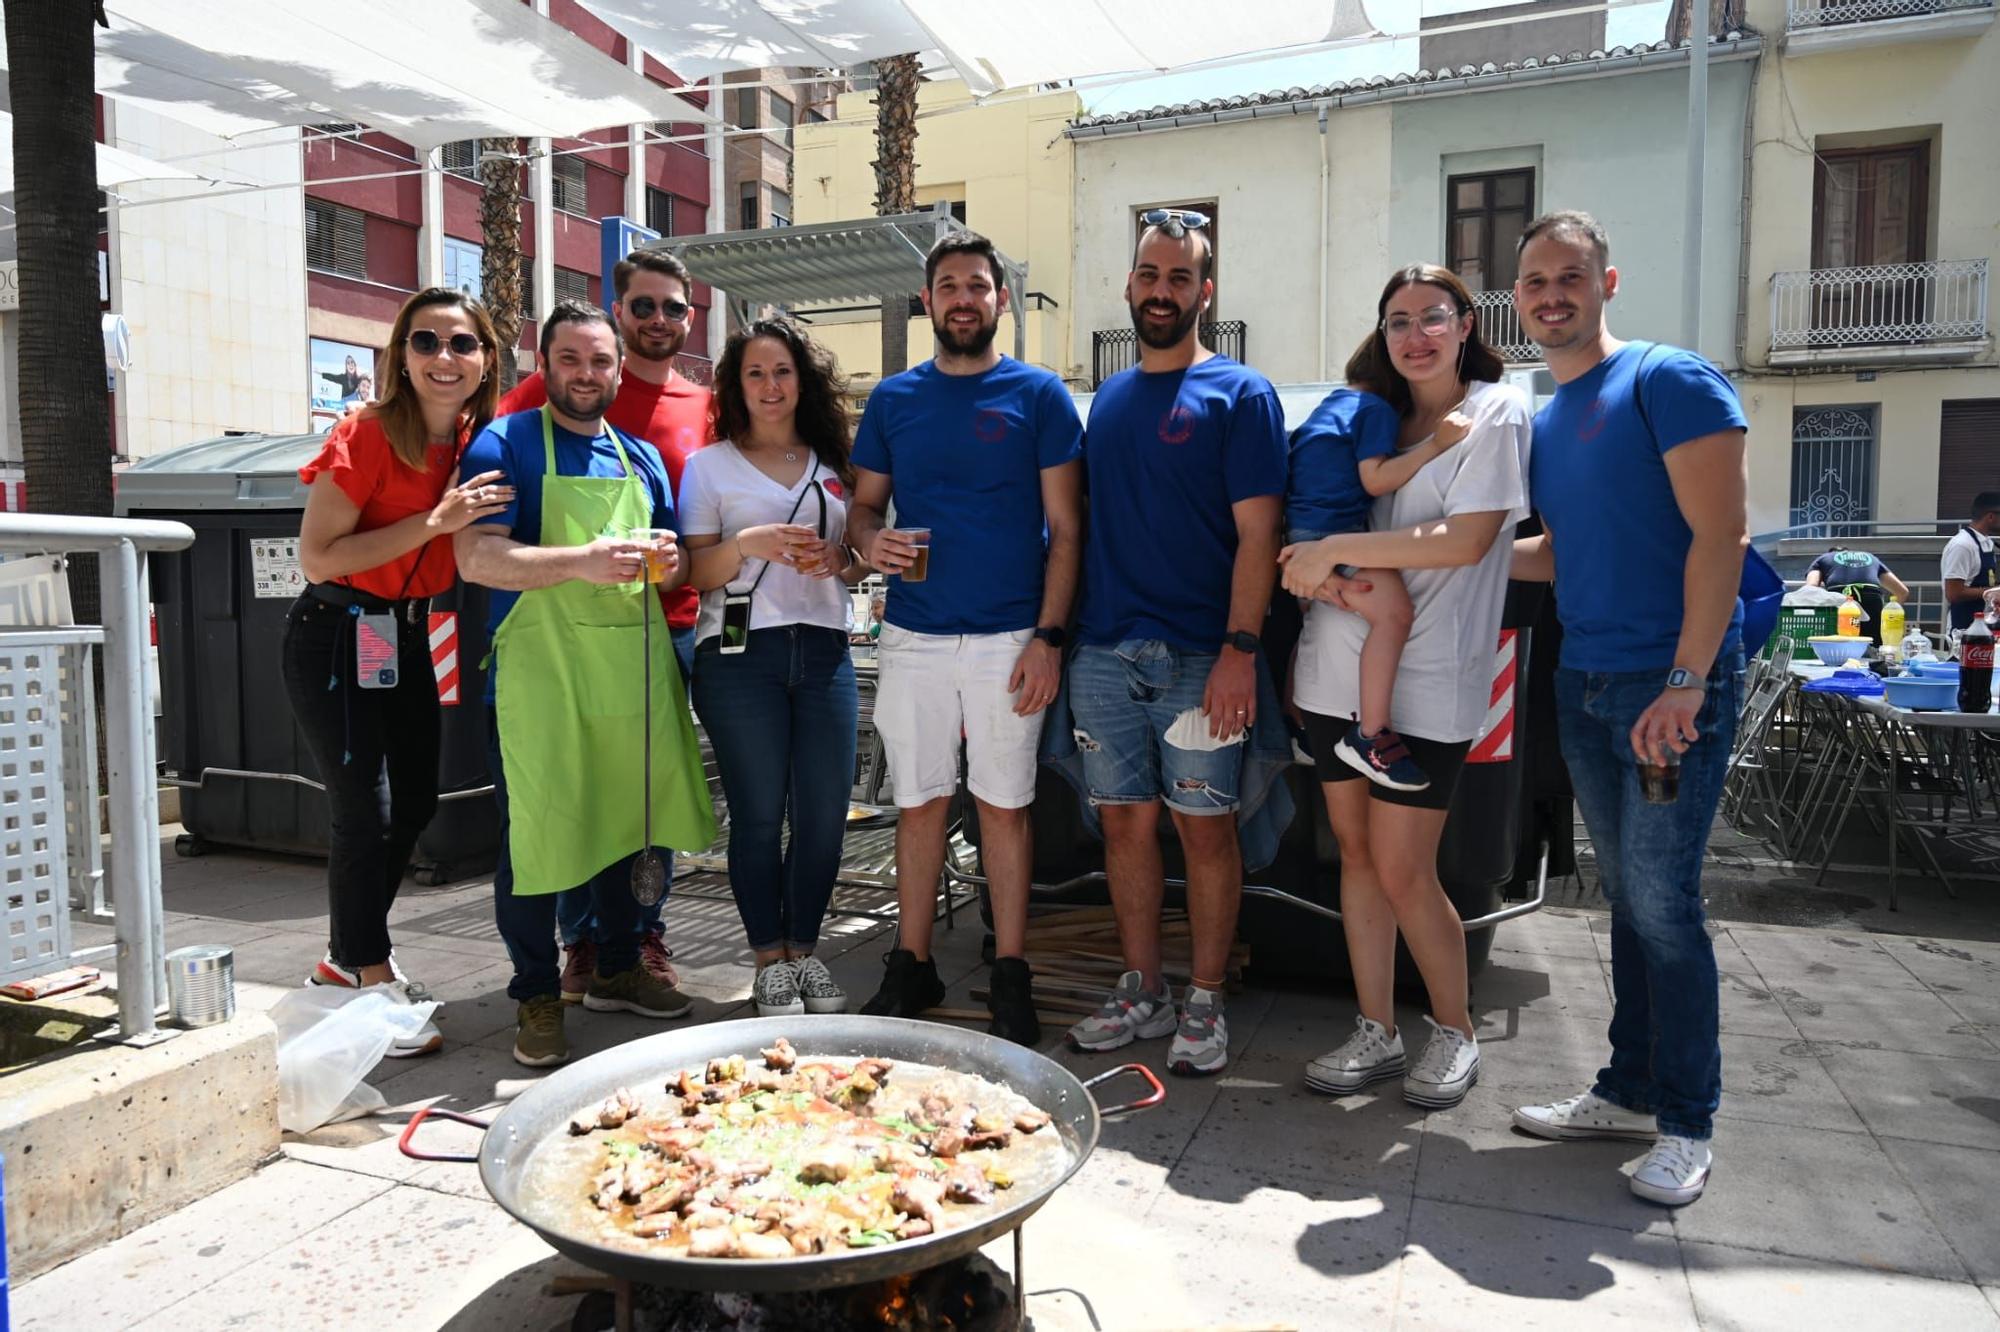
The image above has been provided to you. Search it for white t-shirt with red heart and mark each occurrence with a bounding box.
[676,441,853,646]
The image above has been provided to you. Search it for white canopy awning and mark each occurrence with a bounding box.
[0,0,711,148]
[0,110,199,193]
[580,0,1381,95]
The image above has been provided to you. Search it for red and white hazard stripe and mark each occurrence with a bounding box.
[1466,629,1517,765]
[429,612,459,705]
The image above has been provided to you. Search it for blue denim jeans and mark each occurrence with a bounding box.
[487,707,648,1002]
[557,626,695,948]
[1555,644,1744,1140]
[1069,641,1242,814]
[690,624,858,951]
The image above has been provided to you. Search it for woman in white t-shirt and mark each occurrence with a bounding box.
[681,318,869,1017]
[1277,264,1534,1112]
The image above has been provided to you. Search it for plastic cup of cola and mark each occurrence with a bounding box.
[626,527,677,583]
[897,527,933,583]
[1639,748,1681,805]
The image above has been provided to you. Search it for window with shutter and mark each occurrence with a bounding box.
[555,267,590,306]
[305,198,369,281]
[1937,399,2000,521]
[441,140,479,180]
[553,156,588,215]
[646,187,675,237]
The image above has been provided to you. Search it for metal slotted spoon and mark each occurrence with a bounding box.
[632,559,667,906]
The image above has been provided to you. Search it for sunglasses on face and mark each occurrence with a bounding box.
[1381,305,1462,339]
[1139,207,1210,238]
[407,330,484,357]
[627,295,692,322]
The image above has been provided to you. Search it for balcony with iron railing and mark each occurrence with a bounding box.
[1785,0,1994,50]
[1091,320,1246,387]
[1768,257,1989,367]
[1471,290,1540,364]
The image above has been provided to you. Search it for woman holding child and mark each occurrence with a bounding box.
[1279,263,1533,1110]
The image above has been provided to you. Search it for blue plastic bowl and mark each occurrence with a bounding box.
[1910,660,1961,679]
[1884,676,1958,711]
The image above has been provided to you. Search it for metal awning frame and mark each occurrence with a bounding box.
[654,203,1029,362]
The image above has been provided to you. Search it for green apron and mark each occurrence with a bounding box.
[493,407,716,894]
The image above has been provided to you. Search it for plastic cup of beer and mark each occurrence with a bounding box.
[627,527,676,583]
[898,527,933,582]
[793,538,828,577]
[1639,748,1681,805]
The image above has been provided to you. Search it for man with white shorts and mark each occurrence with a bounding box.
[849,230,1085,1044]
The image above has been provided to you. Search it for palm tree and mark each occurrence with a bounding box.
[871,54,921,376]
[479,138,526,391]
[4,0,114,625]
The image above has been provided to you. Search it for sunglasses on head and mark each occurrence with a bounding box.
[1381,305,1463,339]
[407,330,484,357]
[1139,207,1210,238]
[627,295,692,322]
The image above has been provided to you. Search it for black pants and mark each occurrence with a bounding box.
[280,592,441,969]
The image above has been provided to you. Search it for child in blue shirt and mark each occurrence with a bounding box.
[1286,383,1469,791]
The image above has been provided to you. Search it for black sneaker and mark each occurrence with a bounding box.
[859,948,945,1017]
[986,956,1041,1046]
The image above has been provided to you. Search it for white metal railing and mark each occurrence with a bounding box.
[1769,257,1988,350]
[1471,290,1539,363]
[0,513,195,1042]
[1788,0,1992,28]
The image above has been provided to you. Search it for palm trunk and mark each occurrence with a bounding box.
[480,138,527,391]
[872,55,921,377]
[5,0,114,627]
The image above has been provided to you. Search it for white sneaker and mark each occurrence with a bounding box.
[1630,1134,1712,1206]
[1305,1015,1405,1095]
[372,982,443,1059]
[1067,970,1177,1052]
[1403,1016,1479,1109]
[792,955,847,1014]
[1512,1090,1660,1142]
[753,960,804,1017]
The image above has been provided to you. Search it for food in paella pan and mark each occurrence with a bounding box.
[553,1037,1064,1259]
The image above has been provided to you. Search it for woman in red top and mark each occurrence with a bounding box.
[281,287,508,1055]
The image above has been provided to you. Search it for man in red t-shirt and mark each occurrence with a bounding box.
[496,248,711,994]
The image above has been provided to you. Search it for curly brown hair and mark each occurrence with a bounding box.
[710,318,856,487]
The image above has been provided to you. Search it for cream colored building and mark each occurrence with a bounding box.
[1737,0,1998,536]
[791,79,1081,384]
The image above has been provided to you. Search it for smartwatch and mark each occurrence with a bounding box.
[1225,630,1261,656]
[1032,625,1067,649]
[1665,666,1707,692]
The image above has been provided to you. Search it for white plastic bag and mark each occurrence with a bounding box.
[270,985,439,1133]
[1783,586,1850,608]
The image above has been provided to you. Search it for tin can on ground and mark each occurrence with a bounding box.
[165,945,236,1027]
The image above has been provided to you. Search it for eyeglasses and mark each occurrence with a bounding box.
[1381,305,1462,339]
[407,330,484,357]
[1139,207,1210,238]
[627,295,692,322]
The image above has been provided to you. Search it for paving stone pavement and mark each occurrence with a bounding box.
[16,833,2000,1331]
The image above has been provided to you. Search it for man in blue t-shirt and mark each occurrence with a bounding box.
[1508,211,1749,1208]
[1062,211,1287,1079]
[847,231,1085,1045]
[454,303,692,1068]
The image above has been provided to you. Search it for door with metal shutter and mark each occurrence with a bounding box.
[1936,399,2000,521]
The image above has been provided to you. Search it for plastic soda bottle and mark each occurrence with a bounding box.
[1880,598,1906,657]
[1837,595,1864,637]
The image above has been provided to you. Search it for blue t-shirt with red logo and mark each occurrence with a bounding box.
[1077,356,1288,651]
[851,357,1083,635]
[1286,386,1401,538]
[1531,341,1748,672]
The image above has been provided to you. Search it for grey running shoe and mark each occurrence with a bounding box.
[792,956,847,1014]
[1305,1015,1405,1095]
[1168,987,1229,1078]
[1067,969,1176,1052]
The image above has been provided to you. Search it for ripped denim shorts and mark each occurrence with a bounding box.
[1067,640,1244,815]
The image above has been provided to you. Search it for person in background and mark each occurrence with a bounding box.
[285,287,506,1058]
[681,319,867,1017]
[498,249,709,1000]
[456,301,716,1068]
[1507,210,1748,1208]
[1803,546,1910,646]
[1940,492,2000,633]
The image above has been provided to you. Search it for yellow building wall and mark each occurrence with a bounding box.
[1738,0,2000,532]
[791,79,1081,385]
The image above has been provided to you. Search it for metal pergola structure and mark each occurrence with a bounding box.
[653,202,1030,362]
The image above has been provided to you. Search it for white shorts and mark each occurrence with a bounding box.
[874,624,1040,809]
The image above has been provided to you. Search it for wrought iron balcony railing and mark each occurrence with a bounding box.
[1091,320,1246,388]
[1768,258,1988,359]
[1471,290,1540,363]
[1787,0,1992,29]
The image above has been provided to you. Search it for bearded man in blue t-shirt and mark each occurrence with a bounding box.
[1062,211,1287,1079]
[1507,210,1749,1209]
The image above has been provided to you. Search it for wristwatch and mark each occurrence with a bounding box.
[1225,630,1262,656]
[1665,666,1708,693]
[1032,625,1067,649]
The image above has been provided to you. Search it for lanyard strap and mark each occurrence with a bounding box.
[731,457,824,597]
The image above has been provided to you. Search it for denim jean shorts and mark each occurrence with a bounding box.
[1068,640,1243,814]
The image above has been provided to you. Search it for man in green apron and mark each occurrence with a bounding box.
[456,301,717,1067]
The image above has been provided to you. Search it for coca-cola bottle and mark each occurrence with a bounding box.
[1958,611,1994,713]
